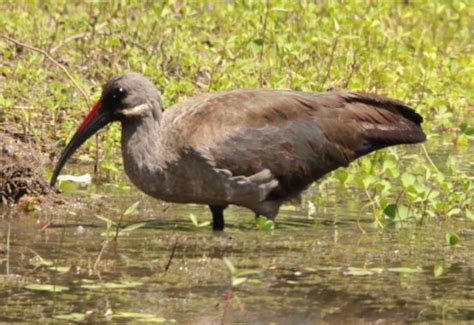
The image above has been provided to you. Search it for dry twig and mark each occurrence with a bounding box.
[164,237,178,273]
[94,240,109,270]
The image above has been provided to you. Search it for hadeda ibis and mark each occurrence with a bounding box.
[51,73,426,230]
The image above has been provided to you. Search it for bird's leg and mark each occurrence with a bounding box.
[209,205,226,231]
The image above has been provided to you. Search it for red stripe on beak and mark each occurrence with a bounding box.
[78,100,102,131]
[50,99,112,186]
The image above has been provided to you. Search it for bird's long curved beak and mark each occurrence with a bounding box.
[50,101,111,186]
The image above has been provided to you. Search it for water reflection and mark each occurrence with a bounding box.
[0,141,472,323]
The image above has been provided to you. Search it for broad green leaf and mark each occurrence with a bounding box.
[397,205,410,220]
[383,159,400,178]
[334,169,348,184]
[383,204,397,219]
[447,208,462,217]
[466,209,473,221]
[256,216,275,230]
[362,175,378,189]
[464,128,474,136]
[253,38,264,46]
[383,204,409,220]
[401,173,415,188]
[460,123,474,135]
[446,232,460,246]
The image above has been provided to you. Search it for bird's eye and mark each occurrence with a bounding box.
[112,87,126,100]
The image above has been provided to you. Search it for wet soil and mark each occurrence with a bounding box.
[0,122,61,206]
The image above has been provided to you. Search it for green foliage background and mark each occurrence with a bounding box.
[0,1,472,223]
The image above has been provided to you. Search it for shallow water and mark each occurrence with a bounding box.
[0,140,472,323]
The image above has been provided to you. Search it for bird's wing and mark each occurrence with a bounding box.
[164,90,425,197]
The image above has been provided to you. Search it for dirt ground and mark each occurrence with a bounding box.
[0,122,62,207]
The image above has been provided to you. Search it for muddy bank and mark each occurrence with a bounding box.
[0,122,61,206]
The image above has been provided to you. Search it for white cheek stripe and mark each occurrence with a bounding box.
[121,103,150,117]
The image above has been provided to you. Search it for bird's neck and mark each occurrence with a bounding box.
[121,112,166,186]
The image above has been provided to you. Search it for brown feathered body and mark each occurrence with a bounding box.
[121,88,426,221]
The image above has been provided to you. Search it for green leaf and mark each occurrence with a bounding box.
[189,214,198,227]
[397,205,410,220]
[25,202,36,212]
[232,277,248,287]
[49,266,71,274]
[466,209,473,221]
[235,270,260,277]
[387,267,423,273]
[383,204,409,220]
[401,173,415,188]
[383,159,400,178]
[316,266,342,272]
[459,122,473,135]
[137,317,172,323]
[123,200,140,217]
[121,222,147,233]
[334,169,348,184]
[464,127,474,136]
[256,216,275,230]
[361,158,372,173]
[446,156,456,172]
[54,313,86,322]
[25,284,69,292]
[362,175,377,189]
[197,221,211,228]
[344,267,383,276]
[447,208,462,217]
[222,257,236,274]
[383,204,397,219]
[433,264,444,278]
[187,214,211,227]
[81,281,143,290]
[112,312,166,321]
[446,232,460,246]
[253,38,264,46]
[95,215,116,226]
[29,256,53,267]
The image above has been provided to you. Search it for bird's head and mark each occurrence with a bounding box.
[50,73,162,186]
